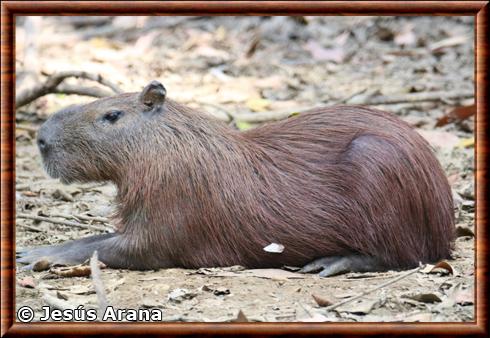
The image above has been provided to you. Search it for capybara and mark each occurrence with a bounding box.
[18,80,455,276]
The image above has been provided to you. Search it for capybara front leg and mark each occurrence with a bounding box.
[18,233,173,270]
[299,255,385,277]
[17,233,118,270]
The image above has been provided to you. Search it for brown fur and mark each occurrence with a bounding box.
[36,89,455,270]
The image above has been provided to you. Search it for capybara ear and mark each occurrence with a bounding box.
[139,80,166,111]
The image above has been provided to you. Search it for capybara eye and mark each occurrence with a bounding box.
[103,110,123,123]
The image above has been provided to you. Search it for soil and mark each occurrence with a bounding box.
[15,16,475,322]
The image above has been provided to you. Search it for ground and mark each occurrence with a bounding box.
[15,16,475,322]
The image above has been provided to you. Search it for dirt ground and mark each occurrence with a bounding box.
[15,16,475,322]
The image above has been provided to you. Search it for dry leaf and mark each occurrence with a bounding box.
[246,98,270,112]
[450,285,474,305]
[50,261,105,278]
[435,104,475,127]
[235,121,254,131]
[245,269,304,280]
[406,293,442,303]
[167,288,197,303]
[18,276,35,288]
[296,304,330,322]
[432,261,454,275]
[232,310,249,322]
[263,243,285,253]
[457,137,474,149]
[394,24,416,46]
[456,225,474,238]
[335,299,379,314]
[417,129,460,149]
[312,294,333,307]
[304,40,345,63]
[403,312,433,322]
[421,261,454,275]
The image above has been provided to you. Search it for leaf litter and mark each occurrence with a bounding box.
[15,16,474,322]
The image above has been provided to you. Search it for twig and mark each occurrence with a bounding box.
[325,265,423,312]
[15,125,38,133]
[17,223,43,232]
[17,213,109,232]
[48,212,110,224]
[53,84,113,98]
[79,16,192,40]
[90,251,108,320]
[16,71,122,108]
[42,292,75,311]
[233,89,473,123]
[351,89,474,105]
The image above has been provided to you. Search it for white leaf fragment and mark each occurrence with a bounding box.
[263,243,285,254]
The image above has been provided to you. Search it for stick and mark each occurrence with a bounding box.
[17,213,109,232]
[53,84,113,98]
[90,251,108,320]
[351,89,474,105]
[233,89,474,123]
[16,71,122,108]
[325,265,423,312]
[48,212,110,224]
[43,292,76,311]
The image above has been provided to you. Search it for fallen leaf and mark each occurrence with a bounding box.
[456,224,474,238]
[416,129,460,149]
[432,261,454,275]
[263,243,285,254]
[420,261,454,275]
[140,298,164,309]
[68,284,95,295]
[296,304,330,322]
[56,291,69,300]
[406,293,442,303]
[167,288,197,303]
[335,299,380,314]
[245,269,305,280]
[450,284,474,305]
[304,40,345,63]
[246,98,270,112]
[435,104,475,127]
[232,310,249,322]
[457,137,474,149]
[50,261,105,278]
[235,121,254,131]
[403,312,433,322]
[312,294,333,307]
[394,24,416,46]
[18,276,35,288]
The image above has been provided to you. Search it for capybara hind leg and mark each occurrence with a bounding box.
[300,255,385,277]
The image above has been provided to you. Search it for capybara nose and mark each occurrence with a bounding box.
[37,137,48,151]
[37,137,49,153]
[37,126,52,154]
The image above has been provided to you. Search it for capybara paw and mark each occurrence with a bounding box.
[300,255,383,277]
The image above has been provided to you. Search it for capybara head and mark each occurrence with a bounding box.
[37,81,167,184]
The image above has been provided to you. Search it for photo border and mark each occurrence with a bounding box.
[1,1,488,336]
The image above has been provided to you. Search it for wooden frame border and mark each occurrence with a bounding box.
[1,1,488,336]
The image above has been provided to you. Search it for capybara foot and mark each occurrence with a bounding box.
[299,255,385,277]
[17,233,117,270]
